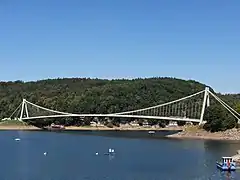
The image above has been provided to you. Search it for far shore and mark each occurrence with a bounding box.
[64,126,183,131]
[0,124,182,131]
[1,124,240,141]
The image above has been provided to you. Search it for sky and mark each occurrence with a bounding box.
[0,0,239,93]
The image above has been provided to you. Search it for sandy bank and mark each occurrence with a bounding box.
[0,124,182,131]
[0,125,40,130]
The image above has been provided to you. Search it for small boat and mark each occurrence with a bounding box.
[148,131,155,134]
[104,148,115,155]
[216,157,236,171]
[43,123,65,131]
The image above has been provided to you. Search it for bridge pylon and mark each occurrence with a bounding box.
[199,87,210,125]
[19,99,29,121]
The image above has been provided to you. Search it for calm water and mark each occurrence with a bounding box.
[1,130,240,180]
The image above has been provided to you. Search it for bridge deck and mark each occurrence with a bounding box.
[22,114,201,122]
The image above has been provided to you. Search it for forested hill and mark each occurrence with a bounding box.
[0,77,239,132]
[0,77,207,119]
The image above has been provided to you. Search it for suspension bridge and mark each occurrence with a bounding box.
[9,87,240,125]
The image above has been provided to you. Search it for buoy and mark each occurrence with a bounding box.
[96,152,99,155]
[109,148,111,153]
[15,138,20,141]
[112,149,115,153]
[44,152,47,156]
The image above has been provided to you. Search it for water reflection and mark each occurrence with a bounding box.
[63,129,182,140]
[108,154,115,161]
[204,140,240,157]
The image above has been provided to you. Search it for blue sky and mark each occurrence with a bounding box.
[0,0,239,93]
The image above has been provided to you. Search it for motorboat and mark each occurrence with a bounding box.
[148,130,155,134]
[216,157,236,171]
[43,123,65,131]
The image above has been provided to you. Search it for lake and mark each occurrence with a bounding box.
[0,130,240,180]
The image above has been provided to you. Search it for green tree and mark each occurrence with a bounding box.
[158,120,167,128]
[138,119,144,126]
[112,118,120,127]
[147,119,158,126]
[203,104,237,132]
[83,117,92,126]
[177,121,186,126]
[236,103,240,113]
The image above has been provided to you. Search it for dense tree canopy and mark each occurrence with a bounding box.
[202,93,240,132]
[203,104,237,132]
[0,77,239,131]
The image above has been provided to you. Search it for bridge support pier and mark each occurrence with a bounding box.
[19,99,28,121]
[199,87,209,125]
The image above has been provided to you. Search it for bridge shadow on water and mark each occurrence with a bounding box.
[52,129,183,141]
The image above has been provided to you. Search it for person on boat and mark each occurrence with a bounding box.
[227,159,230,169]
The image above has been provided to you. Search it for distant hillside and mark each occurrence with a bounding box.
[0,77,207,119]
[221,93,240,105]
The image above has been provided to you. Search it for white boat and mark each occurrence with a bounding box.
[148,131,155,134]
[216,157,236,171]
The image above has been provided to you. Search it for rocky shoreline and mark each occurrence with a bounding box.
[167,127,240,141]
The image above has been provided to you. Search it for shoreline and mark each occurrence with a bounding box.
[166,134,232,141]
[0,125,40,130]
[64,126,183,131]
[0,125,182,131]
[166,127,240,141]
[1,124,240,141]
